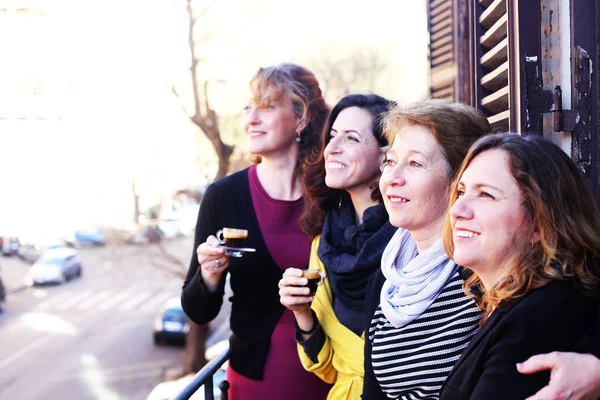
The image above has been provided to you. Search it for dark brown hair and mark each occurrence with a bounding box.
[248,63,329,177]
[443,133,600,320]
[300,94,395,239]
[383,99,491,180]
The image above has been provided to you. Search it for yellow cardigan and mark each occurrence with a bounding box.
[297,236,365,400]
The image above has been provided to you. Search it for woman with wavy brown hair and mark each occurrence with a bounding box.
[278,93,397,399]
[440,133,600,399]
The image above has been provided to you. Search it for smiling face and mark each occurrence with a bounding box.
[450,149,531,286]
[324,107,385,196]
[243,90,301,156]
[379,125,450,240]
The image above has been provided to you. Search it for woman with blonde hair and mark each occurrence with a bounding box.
[181,63,331,399]
[440,133,600,399]
[362,99,490,399]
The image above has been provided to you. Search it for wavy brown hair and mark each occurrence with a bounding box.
[443,133,600,320]
[300,94,395,239]
[383,99,491,180]
[248,63,329,177]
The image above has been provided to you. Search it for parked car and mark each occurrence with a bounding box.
[65,230,105,247]
[2,237,21,256]
[30,248,82,285]
[153,298,189,345]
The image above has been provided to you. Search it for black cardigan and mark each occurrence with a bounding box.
[439,281,598,400]
[361,269,387,399]
[181,168,293,380]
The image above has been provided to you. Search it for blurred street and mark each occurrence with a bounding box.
[0,237,229,400]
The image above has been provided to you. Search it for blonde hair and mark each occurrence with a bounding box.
[248,64,329,175]
[383,99,490,179]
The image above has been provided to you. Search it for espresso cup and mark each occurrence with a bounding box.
[216,228,248,257]
[302,269,326,296]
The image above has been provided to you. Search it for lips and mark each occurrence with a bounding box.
[248,131,266,139]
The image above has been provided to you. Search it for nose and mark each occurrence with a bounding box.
[325,135,342,156]
[380,163,406,188]
[450,195,474,220]
[244,106,260,128]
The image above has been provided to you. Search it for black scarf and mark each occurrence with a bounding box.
[317,202,396,335]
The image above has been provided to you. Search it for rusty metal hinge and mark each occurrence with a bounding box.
[524,56,579,133]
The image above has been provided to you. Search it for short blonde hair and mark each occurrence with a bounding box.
[383,99,490,179]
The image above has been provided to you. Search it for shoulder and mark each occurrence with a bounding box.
[203,168,250,199]
[211,168,250,190]
[509,281,591,314]
[497,281,596,336]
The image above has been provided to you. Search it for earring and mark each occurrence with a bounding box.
[338,195,342,209]
[296,131,301,143]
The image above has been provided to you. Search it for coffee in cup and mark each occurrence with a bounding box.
[217,228,248,248]
[302,269,326,296]
[216,228,248,257]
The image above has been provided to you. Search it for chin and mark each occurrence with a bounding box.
[388,216,408,229]
[324,178,345,189]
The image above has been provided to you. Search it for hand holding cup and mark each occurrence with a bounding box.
[197,235,230,289]
[279,268,326,312]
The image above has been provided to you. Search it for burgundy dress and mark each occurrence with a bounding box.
[225,166,331,399]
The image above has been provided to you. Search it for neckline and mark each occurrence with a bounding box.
[249,165,304,206]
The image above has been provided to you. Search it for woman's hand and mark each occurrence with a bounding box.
[279,268,313,313]
[197,235,230,291]
[518,352,600,400]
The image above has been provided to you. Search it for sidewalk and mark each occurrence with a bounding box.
[0,256,30,294]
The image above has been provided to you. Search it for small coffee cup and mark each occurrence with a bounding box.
[216,228,248,257]
[302,269,326,296]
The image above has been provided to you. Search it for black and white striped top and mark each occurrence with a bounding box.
[368,271,482,399]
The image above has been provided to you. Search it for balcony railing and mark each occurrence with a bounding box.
[173,343,231,400]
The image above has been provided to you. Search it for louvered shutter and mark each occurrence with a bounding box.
[428,0,458,101]
[478,0,509,131]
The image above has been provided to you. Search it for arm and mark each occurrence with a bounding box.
[181,183,228,325]
[517,352,600,400]
[362,271,387,400]
[279,242,336,384]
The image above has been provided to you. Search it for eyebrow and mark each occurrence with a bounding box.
[331,127,364,137]
[458,181,504,193]
[407,149,428,157]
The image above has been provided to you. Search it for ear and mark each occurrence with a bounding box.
[530,231,541,245]
[296,117,308,133]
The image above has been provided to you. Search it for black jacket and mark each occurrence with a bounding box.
[440,281,598,400]
[181,168,292,380]
[362,269,387,399]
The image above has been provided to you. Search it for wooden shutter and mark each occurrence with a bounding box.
[428,0,456,101]
[477,0,509,131]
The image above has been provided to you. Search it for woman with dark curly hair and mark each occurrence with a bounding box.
[440,133,600,399]
[181,63,331,399]
[278,94,397,399]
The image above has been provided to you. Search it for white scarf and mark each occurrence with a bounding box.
[379,228,458,329]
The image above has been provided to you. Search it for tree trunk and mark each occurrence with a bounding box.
[131,180,140,224]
